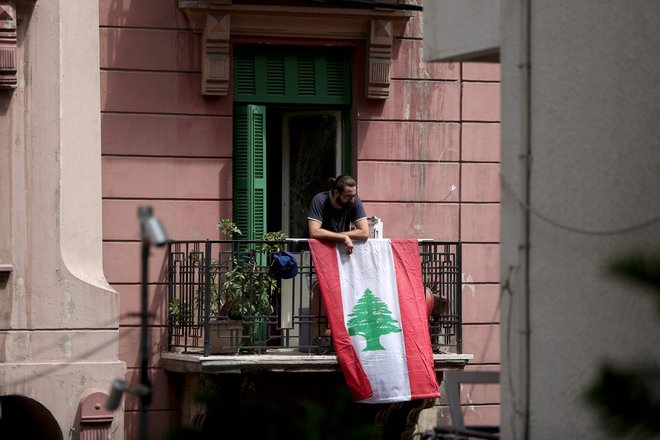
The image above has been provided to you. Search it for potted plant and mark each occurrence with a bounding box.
[209,219,285,353]
[168,298,193,325]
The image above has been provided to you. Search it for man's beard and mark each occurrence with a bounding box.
[337,198,352,208]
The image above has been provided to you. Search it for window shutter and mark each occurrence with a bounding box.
[233,105,267,241]
[234,54,257,96]
[234,47,351,105]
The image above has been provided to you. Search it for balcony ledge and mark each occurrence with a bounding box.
[161,350,473,375]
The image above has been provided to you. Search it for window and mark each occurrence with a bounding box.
[233,46,352,239]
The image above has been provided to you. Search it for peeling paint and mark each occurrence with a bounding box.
[61,290,74,323]
[66,392,77,409]
[57,269,75,323]
[59,333,72,359]
[462,273,476,297]
[416,43,428,79]
[14,277,26,297]
[13,332,29,349]
[57,268,71,290]
[403,82,412,120]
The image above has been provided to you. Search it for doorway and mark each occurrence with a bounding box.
[266,108,344,238]
[233,45,352,241]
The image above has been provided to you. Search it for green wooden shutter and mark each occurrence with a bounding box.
[233,105,267,241]
[234,46,351,105]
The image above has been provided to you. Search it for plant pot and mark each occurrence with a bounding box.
[209,318,243,354]
[425,287,434,316]
[243,317,268,347]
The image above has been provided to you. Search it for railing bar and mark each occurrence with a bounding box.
[166,239,461,355]
[167,242,174,352]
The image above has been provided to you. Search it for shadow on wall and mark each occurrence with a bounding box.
[584,251,660,438]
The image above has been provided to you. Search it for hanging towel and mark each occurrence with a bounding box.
[309,238,440,403]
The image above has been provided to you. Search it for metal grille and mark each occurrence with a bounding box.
[167,240,461,355]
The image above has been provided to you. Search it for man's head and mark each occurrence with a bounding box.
[331,175,358,208]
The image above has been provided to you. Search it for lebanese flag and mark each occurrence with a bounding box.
[309,238,439,403]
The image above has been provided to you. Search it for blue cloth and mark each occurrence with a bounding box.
[270,251,298,279]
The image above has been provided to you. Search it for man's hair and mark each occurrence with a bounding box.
[329,175,357,194]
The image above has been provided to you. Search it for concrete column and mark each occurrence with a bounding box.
[0,0,125,437]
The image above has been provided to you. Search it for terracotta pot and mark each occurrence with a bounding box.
[425,287,435,317]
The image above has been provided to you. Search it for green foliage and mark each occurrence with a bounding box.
[260,230,287,253]
[221,257,277,320]
[168,298,193,325]
[217,218,242,239]
[179,219,287,346]
[346,288,401,351]
[215,219,286,320]
[585,251,660,438]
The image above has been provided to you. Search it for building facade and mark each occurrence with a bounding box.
[1,1,500,437]
[0,0,126,438]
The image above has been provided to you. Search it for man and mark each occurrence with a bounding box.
[306,175,369,348]
[306,174,369,254]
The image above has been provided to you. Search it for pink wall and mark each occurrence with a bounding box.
[100,0,217,436]
[356,10,501,425]
[100,0,501,434]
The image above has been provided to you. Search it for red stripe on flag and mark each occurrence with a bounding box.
[309,239,373,400]
[391,239,440,399]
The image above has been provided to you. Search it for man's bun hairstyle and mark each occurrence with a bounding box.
[329,174,357,194]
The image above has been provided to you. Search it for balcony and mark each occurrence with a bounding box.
[161,239,470,375]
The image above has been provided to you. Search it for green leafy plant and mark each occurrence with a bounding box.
[211,218,286,319]
[261,230,287,253]
[170,220,288,350]
[168,298,194,326]
[221,256,277,320]
[213,219,288,346]
[217,218,242,239]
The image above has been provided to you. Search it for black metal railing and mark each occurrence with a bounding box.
[167,239,462,356]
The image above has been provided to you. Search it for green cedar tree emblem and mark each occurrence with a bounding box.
[347,288,401,351]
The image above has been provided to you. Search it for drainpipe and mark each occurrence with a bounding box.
[516,0,532,437]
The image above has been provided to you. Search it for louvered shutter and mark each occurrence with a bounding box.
[233,105,267,241]
[234,47,351,104]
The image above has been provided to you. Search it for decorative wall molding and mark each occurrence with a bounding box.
[202,13,231,96]
[0,1,17,89]
[178,1,414,99]
[367,19,393,99]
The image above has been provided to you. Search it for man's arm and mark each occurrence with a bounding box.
[308,219,369,254]
[307,218,369,240]
[349,218,370,240]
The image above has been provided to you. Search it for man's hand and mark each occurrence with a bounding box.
[308,219,365,254]
[343,236,354,254]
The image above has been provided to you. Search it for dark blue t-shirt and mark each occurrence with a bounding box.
[306,191,367,236]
